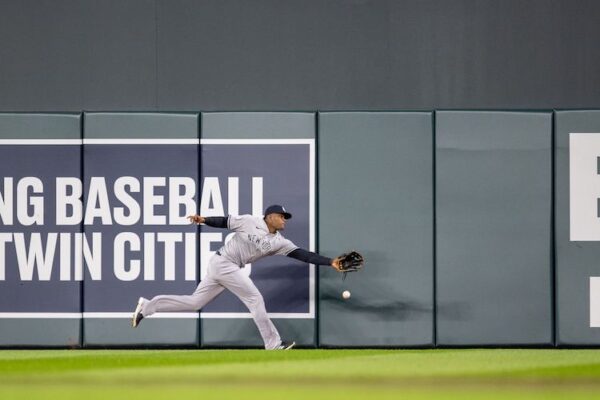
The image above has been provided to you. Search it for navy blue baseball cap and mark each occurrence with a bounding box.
[264,204,292,219]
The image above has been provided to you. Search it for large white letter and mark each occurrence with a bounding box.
[114,177,141,226]
[157,232,181,281]
[114,232,140,281]
[14,233,57,281]
[56,177,82,225]
[144,232,155,280]
[0,233,12,280]
[252,177,263,216]
[228,177,239,215]
[84,177,112,225]
[200,177,224,216]
[591,277,600,327]
[74,232,102,280]
[570,133,600,240]
[169,177,196,225]
[0,178,13,225]
[144,177,166,225]
[185,232,196,281]
[17,177,44,225]
[59,232,71,281]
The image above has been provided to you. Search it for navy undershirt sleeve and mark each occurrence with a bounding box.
[203,216,228,228]
[287,248,332,265]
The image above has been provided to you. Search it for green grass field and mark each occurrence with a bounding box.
[2,349,600,399]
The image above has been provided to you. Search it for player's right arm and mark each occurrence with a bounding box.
[187,214,248,231]
[186,215,228,228]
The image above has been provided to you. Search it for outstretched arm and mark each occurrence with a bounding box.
[287,248,343,271]
[187,215,228,228]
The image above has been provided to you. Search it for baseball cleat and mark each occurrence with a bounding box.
[132,297,145,328]
[276,341,295,350]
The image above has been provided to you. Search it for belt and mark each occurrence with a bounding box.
[215,251,242,268]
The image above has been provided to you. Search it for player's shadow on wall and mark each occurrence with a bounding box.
[316,249,470,322]
[320,291,470,321]
[264,251,471,321]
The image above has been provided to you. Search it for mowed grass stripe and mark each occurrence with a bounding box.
[0,349,383,374]
[1,349,600,379]
[1,384,600,400]
[2,350,600,400]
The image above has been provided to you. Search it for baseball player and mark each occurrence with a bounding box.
[132,204,343,350]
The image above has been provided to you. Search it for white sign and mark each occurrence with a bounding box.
[570,133,600,241]
[590,277,600,327]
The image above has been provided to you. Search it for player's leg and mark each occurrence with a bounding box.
[132,277,224,327]
[218,269,284,350]
[143,277,225,315]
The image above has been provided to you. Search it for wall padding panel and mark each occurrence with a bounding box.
[0,113,82,346]
[555,110,600,345]
[436,111,552,346]
[200,112,316,348]
[319,112,434,347]
[82,112,199,346]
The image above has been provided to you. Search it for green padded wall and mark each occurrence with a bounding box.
[436,111,553,346]
[319,112,434,347]
[82,112,200,347]
[0,113,82,347]
[201,112,316,348]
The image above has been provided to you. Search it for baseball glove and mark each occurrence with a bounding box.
[337,251,364,277]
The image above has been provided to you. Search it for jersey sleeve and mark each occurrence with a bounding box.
[274,237,299,256]
[227,215,253,232]
[287,248,332,265]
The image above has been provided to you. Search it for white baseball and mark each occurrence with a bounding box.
[342,290,351,300]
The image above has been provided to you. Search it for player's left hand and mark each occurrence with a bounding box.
[331,257,343,272]
[336,251,364,273]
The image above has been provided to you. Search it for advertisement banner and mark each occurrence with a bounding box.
[0,139,314,320]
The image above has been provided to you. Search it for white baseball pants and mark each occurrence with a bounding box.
[140,254,282,350]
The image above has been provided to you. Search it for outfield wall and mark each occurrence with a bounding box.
[1,110,600,347]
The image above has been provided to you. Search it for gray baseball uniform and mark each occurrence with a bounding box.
[140,215,298,350]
